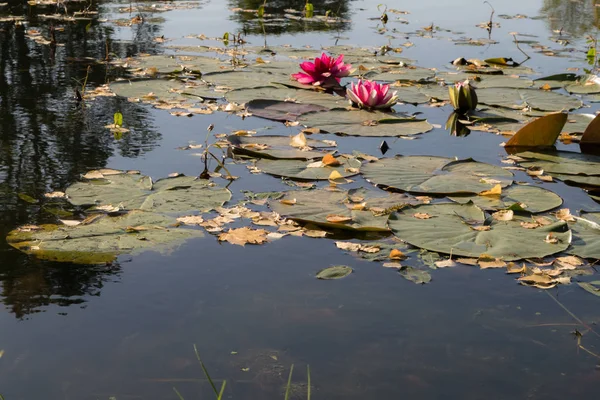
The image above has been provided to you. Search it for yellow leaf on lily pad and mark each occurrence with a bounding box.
[505,112,567,148]
[479,184,502,197]
[290,132,307,148]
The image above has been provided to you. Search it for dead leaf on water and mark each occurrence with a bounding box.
[479,184,502,197]
[218,227,268,246]
[506,262,527,274]
[492,209,514,221]
[554,208,576,222]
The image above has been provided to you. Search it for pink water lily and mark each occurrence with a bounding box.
[346,80,398,110]
[291,53,352,86]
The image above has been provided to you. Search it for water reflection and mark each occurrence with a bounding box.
[228,0,351,35]
[0,0,164,317]
[541,0,600,36]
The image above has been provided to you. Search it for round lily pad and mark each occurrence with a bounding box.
[515,151,600,187]
[362,156,513,195]
[256,156,361,180]
[449,185,563,213]
[316,265,353,280]
[269,189,408,231]
[388,203,571,261]
[110,79,220,101]
[477,88,583,111]
[6,210,204,264]
[66,172,231,214]
[225,85,346,109]
[570,212,600,259]
[128,54,233,74]
[297,110,433,137]
[228,135,332,160]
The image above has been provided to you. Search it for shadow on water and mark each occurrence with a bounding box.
[0,0,164,317]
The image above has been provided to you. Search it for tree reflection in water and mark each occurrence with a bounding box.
[541,0,600,36]
[0,0,165,318]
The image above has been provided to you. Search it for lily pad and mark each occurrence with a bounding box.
[577,281,600,297]
[66,172,231,214]
[256,156,361,180]
[570,212,600,259]
[316,265,353,280]
[362,156,513,195]
[515,151,600,187]
[128,54,233,75]
[437,72,534,88]
[246,100,327,122]
[399,267,432,284]
[298,109,433,137]
[6,210,204,264]
[203,70,288,90]
[388,203,571,261]
[477,88,583,111]
[110,79,220,101]
[363,66,435,83]
[269,189,409,231]
[449,185,563,213]
[565,75,600,94]
[228,135,330,160]
[225,85,346,109]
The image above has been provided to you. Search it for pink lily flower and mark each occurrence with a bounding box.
[346,80,398,110]
[291,53,352,86]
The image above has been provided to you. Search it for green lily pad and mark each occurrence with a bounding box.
[298,109,433,137]
[269,189,409,231]
[533,73,579,90]
[6,210,204,264]
[256,155,361,180]
[388,203,571,261]
[203,70,288,90]
[316,265,353,280]
[228,135,330,160]
[362,156,513,195]
[363,66,435,83]
[247,99,327,122]
[437,72,534,88]
[449,185,563,213]
[477,88,583,111]
[225,85,346,109]
[66,172,231,214]
[565,75,600,94]
[570,212,600,259]
[128,54,233,74]
[515,151,600,187]
[577,281,600,297]
[399,267,432,284]
[110,79,220,102]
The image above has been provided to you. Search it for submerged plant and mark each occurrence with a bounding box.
[346,80,398,110]
[291,53,352,86]
[448,80,478,113]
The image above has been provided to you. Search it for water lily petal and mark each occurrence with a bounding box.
[292,72,315,84]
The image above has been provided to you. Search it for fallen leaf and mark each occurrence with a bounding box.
[492,210,514,221]
[280,198,297,205]
[520,221,540,229]
[326,214,352,223]
[177,215,205,225]
[435,259,457,268]
[544,233,559,244]
[218,227,268,246]
[44,191,66,198]
[554,208,575,222]
[479,184,502,197]
[413,213,432,219]
[506,262,527,274]
[322,153,341,166]
[59,219,82,227]
[290,132,307,148]
[389,249,407,260]
[383,262,403,269]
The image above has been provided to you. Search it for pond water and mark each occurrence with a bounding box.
[1,0,600,399]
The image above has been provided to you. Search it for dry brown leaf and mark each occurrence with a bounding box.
[544,233,559,244]
[389,249,407,260]
[479,259,507,269]
[415,196,432,204]
[435,259,457,268]
[413,212,432,219]
[280,198,297,206]
[471,225,491,231]
[177,215,205,225]
[290,132,307,148]
[382,262,403,269]
[520,221,540,229]
[506,262,527,274]
[322,154,341,166]
[479,184,502,197]
[492,209,514,221]
[554,208,576,222]
[526,166,544,176]
[537,175,553,182]
[44,191,66,198]
[533,216,553,226]
[60,219,82,227]
[303,229,328,238]
[218,227,268,246]
[457,258,478,265]
[326,214,352,223]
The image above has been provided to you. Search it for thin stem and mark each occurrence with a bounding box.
[545,291,600,339]
[173,387,185,400]
[307,365,311,400]
[284,364,294,400]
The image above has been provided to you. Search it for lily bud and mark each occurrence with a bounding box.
[448,80,478,113]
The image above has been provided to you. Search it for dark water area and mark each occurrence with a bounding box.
[1,0,600,399]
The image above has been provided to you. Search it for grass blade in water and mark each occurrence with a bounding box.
[173,387,185,400]
[217,380,227,400]
[284,364,294,400]
[194,344,220,397]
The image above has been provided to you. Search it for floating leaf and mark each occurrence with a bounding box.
[505,113,567,147]
[316,265,353,280]
[362,156,513,195]
[514,151,600,187]
[477,88,582,111]
[570,212,600,259]
[269,189,405,231]
[246,99,327,122]
[399,267,432,284]
[388,203,571,261]
[6,211,204,264]
[66,172,231,214]
[449,185,563,213]
[225,85,346,109]
[218,227,268,246]
[298,109,432,137]
[228,135,332,160]
[577,281,600,297]
[256,156,360,180]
